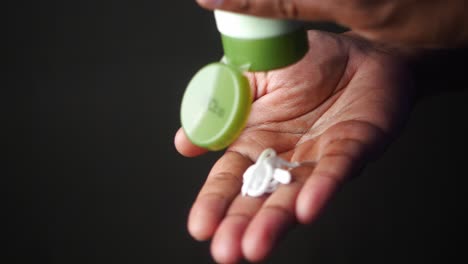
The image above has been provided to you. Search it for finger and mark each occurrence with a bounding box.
[241,170,309,262]
[196,0,332,21]
[210,150,293,262]
[295,125,376,224]
[211,195,266,263]
[174,128,208,157]
[187,151,252,241]
[295,152,348,224]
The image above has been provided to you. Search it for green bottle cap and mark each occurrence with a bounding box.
[180,63,252,151]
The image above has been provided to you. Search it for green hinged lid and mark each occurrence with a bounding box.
[180,63,252,151]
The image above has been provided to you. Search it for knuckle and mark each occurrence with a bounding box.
[347,0,396,29]
[275,0,299,19]
[263,204,295,219]
[239,0,251,11]
[233,0,300,18]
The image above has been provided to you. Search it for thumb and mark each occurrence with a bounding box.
[196,0,332,21]
[174,128,208,157]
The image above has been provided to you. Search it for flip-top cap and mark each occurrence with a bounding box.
[180,63,252,151]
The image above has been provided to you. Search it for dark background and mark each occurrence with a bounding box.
[6,1,467,263]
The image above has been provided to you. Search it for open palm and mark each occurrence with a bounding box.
[175,31,413,263]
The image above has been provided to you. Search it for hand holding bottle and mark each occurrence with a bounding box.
[197,0,468,49]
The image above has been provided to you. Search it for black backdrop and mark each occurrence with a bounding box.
[6,1,467,263]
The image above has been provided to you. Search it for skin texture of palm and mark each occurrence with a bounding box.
[175,30,413,263]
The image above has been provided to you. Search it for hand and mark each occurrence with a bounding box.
[175,31,413,263]
[196,0,468,48]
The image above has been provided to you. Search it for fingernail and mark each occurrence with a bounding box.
[199,0,224,9]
